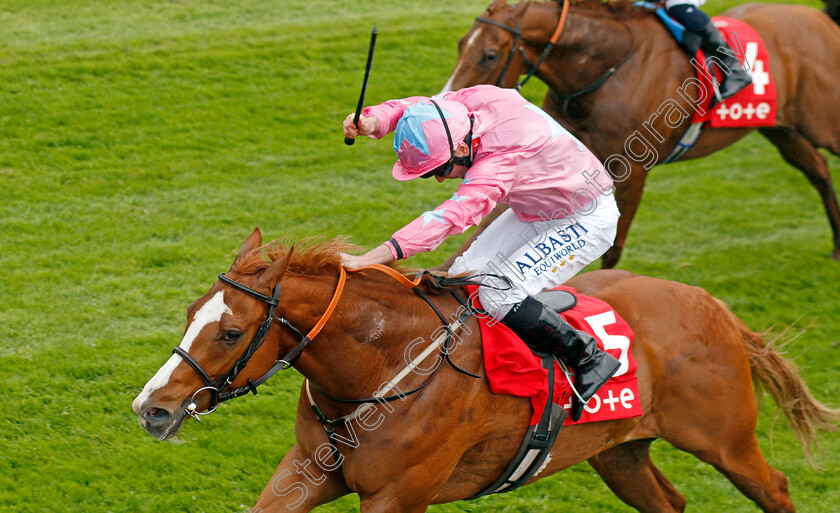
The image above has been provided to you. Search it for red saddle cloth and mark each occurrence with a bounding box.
[466,285,642,426]
[690,17,777,128]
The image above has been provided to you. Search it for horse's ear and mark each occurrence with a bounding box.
[258,245,295,289]
[230,227,263,271]
[511,0,530,17]
[487,0,509,14]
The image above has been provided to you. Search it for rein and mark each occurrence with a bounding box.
[475,0,570,90]
[549,44,636,114]
[175,261,347,421]
[172,256,512,466]
[476,0,636,112]
[173,260,510,429]
[173,258,513,466]
[307,265,486,408]
[303,264,511,467]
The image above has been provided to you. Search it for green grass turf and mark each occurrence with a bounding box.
[1,0,838,511]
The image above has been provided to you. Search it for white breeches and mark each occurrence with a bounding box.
[448,193,620,320]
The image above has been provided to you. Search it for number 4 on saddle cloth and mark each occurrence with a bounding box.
[643,4,778,129]
[642,7,778,162]
[466,285,642,427]
[688,17,777,128]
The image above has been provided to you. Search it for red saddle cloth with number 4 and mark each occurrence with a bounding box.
[690,17,777,128]
[466,285,642,426]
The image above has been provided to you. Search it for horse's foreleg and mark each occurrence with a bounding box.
[357,475,438,513]
[360,496,431,513]
[588,439,687,513]
[760,126,840,261]
[357,446,466,513]
[251,443,350,513]
[602,169,648,269]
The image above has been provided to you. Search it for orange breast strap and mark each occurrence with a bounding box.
[305,265,347,341]
[311,264,425,343]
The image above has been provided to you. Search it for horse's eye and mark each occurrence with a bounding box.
[484,50,498,62]
[222,330,241,343]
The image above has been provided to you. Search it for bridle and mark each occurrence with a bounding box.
[474,0,570,90]
[474,0,636,112]
[173,262,346,421]
[166,258,514,467]
[169,259,511,431]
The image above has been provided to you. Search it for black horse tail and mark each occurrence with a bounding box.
[825,0,840,25]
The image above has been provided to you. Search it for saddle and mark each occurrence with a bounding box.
[465,289,577,499]
[534,288,577,315]
[465,284,642,499]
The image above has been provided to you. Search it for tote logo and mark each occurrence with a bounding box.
[715,101,771,121]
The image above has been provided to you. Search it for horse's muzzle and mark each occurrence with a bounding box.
[135,402,188,440]
[143,407,171,427]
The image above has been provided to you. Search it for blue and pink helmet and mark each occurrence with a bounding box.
[391,98,472,181]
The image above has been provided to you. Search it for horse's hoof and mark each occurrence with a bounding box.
[832,248,840,261]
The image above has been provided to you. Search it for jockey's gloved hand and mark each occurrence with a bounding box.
[343,113,380,139]
[340,244,395,270]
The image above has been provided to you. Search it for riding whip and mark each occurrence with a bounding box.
[345,26,378,146]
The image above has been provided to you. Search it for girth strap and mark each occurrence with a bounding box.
[466,355,566,499]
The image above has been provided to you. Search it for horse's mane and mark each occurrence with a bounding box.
[530,0,651,19]
[230,236,446,291]
[230,236,361,276]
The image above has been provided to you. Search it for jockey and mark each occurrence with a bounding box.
[665,0,752,99]
[341,85,620,421]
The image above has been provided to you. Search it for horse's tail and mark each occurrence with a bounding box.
[737,317,839,465]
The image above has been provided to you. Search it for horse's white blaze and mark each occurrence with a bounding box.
[135,291,232,407]
[440,68,458,94]
[440,27,484,94]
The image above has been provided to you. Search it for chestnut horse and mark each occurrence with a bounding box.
[440,0,840,269]
[132,229,837,512]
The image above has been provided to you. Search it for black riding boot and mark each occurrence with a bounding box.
[696,22,752,100]
[502,296,621,422]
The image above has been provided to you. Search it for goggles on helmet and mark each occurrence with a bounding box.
[420,99,473,179]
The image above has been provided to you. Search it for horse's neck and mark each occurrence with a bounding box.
[285,272,468,401]
[527,5,690,151]
[528,5,638,97]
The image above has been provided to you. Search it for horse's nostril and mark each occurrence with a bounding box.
[143,407,172,427]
